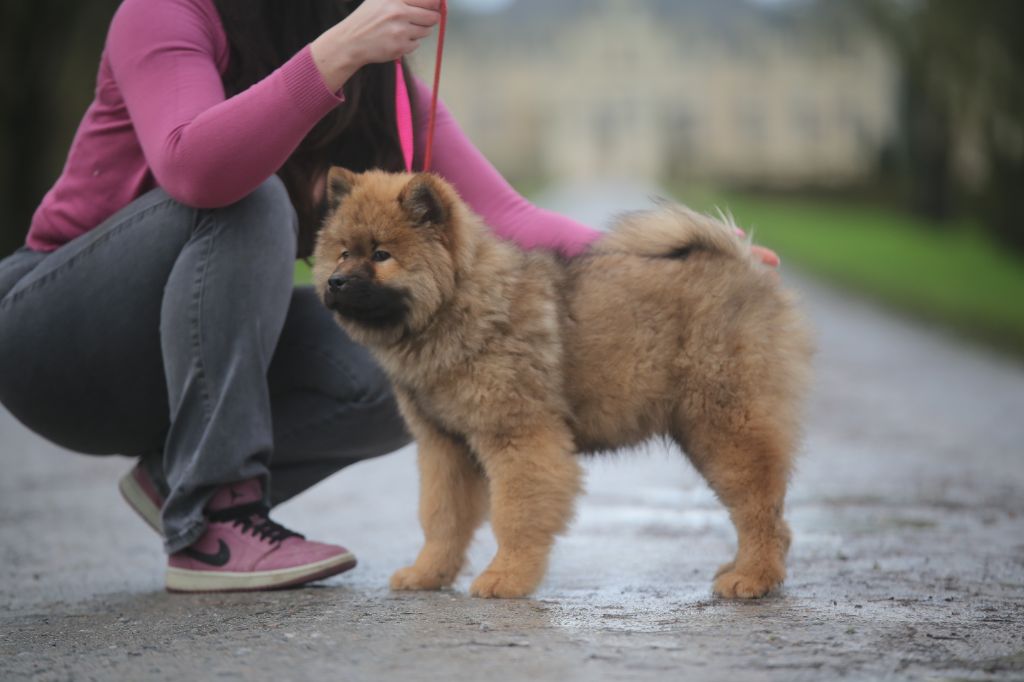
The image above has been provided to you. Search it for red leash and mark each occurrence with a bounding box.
[394,0,448,174]
[422,0,448,172]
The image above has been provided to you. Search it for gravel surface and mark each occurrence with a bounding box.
[2,186,1023,681]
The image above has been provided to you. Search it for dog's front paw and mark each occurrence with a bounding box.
[469,569,537,599]
[712,568,782,599]
[389,565,449,592]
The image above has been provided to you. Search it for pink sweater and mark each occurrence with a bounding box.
[27,0,600,257]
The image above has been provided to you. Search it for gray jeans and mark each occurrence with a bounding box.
[0,177,409,552]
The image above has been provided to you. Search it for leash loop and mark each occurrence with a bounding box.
[394,0,448,173]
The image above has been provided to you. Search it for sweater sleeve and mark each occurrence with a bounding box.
[106,0,343,208]
[411,79,602,258]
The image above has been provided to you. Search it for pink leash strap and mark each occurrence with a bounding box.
[395,61,414,172]
[395,0,448,173]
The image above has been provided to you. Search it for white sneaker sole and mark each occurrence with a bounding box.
[118,470,163,534]
[166,552,357,593]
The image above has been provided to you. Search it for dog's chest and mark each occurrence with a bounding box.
[394,375,472,444]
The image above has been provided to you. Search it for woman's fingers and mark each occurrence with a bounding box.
[751,245,781,268]
[408,23,435,40]
[732,226,780,267]
[405,0,443,10]
[403,37,424,55]
[407,7,441,27]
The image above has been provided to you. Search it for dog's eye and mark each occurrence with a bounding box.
[372,250,391,262]
[340,251,350,260]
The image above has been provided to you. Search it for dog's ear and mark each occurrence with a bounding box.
[398,174,448,228]
[326,167,359,212]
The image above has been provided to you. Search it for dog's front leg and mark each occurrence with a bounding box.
[468,423,583,598]
[390,405,488,592]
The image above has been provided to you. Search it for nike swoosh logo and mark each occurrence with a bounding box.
[182,540,231,567]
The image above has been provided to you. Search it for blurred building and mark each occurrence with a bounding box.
[430,0,897,187]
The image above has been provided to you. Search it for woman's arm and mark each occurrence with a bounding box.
[108,0,440,209]
[411,79,602,259]
[107,0,341,208]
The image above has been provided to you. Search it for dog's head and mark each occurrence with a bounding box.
[312,168,473,345]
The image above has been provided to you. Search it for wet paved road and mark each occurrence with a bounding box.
[2,185,1023,681]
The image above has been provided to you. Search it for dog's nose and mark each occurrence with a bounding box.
[328,274,351,292]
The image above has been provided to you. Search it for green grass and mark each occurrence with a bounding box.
[677,188,1024,355]
[295,260,313,286]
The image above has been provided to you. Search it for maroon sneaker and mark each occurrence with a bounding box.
[165,479,356,593]
[118,463,164,534]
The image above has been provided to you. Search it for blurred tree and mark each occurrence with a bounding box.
[0,0,121,257]
[860,0,1024,253]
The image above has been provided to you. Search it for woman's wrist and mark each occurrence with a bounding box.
[310,25,363,94]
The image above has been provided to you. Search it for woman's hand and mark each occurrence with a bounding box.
[734,228,780,267]
[311,0,442,93]
[752,245,780,268]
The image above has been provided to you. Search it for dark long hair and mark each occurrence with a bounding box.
[213,0,415,257]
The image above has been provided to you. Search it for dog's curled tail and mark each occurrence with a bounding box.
[593,199,750,261]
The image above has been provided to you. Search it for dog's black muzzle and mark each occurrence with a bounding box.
[323,275,409,329]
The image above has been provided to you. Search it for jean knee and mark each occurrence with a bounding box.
[211,176,298,260]
[340,387,412,457]
[336,364,410,449]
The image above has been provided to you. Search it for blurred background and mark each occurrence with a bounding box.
[2,0,1023,354]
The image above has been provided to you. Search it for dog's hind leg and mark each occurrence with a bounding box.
[468,423,583,598]
[390,405,488,592]
[675,414,795,599]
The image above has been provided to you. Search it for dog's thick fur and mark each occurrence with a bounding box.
[313,169,813,599]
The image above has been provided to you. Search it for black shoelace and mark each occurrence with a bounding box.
[208,502,304,544]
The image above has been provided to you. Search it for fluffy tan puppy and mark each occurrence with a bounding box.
[312,168,813,599]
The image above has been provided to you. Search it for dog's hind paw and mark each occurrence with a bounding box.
[389,565,449,591]
[712,569,782,599]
